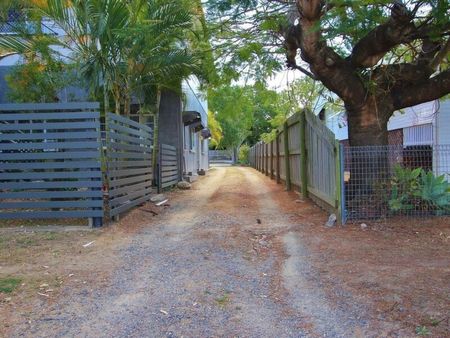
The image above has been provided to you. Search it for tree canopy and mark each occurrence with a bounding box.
[205,0,450,146]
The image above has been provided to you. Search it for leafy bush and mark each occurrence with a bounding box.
[418,171,450,214]
[238,144,250,164]
[389,165,450,215]
[389,165,421,212]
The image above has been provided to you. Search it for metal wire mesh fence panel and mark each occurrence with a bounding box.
[343,145,450,221]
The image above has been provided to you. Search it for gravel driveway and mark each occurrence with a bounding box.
[12,166,372,338]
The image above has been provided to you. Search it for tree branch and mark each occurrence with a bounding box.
[392,69,450,110]
[430,37,450,70]
[287,62,317,79]
[349,1,416,68]
[293,0,366,106]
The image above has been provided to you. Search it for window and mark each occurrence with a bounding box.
[403,124,433,147]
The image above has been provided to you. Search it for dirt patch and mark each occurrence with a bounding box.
[253,170,450,337]
[0,200,172,337]
[2,167,449,337]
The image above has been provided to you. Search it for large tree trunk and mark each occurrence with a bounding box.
[346,96,393,218]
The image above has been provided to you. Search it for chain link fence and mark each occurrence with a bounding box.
[343,145,450,222]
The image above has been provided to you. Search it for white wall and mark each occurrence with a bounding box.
[433,100,450,179]
[434,100,450,146]
[389,101,437,131]
[183,126,208,176]
[326,100,438,141]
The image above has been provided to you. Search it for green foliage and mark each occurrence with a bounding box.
[238,144,250,164]
[208,110,223,148]
[415,325,431,336]
[1,0,204,114]
[389,165,450,215]
[205,0,450,82]
[0,277,22,293]
[389,165,421,211]
[6,60,78,103]
[418,171,450,214]
[208,84,254,149]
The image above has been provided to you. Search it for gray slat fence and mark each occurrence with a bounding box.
[105,113,153,218]
[249,110,342,220]
[0,102,103,223]
[159,143,179,191]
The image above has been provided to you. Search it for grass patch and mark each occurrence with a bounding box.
[16,237,38,247]
[0,277,22,293]
[215,292,230,308]
[44,232,58,241]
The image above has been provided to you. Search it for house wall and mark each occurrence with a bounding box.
[183,126,209,176]
[433,99,450,179]
[181,76,209,178]
[159,89,183,181]
[327,100,438,142]
[434,100,450,146]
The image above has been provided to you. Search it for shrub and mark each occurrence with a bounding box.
[238,144,250,164]
[389,165,450,215]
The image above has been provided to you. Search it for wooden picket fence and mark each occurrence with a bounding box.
[249,111,343,220]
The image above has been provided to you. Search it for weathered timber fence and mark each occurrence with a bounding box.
[105,113,153,218]
[250,111,342,220]
[159,143,179,191]
[0,103,103,224]
[251,111,450,224]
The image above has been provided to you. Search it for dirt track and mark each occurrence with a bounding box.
[4,166,450,337]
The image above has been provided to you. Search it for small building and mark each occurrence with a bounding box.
[158,76,210,183]
[326,99,450,178]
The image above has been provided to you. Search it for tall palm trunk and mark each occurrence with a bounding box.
[152,89,161,183]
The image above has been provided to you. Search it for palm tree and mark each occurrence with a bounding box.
[0,0,201,114]
[0,0,205,175]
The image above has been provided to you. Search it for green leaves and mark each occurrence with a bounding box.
[389,165,450,215]
[1,0,204,113]
[419,171,450,211]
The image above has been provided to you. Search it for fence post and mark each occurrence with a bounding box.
[261,143,264,173]
[265,143,269,176]
[260,142,263,173]
[270,141,274,179]
[335,140,342,225]
[157,143,162,194]
[283,121,291,191]
[256,142,261,171]
[299,111,308,198]
[276,132,281,184]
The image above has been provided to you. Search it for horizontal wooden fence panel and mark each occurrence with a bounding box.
[0,103,103,220]
[106,113,153,217]
[159,144,179,189]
